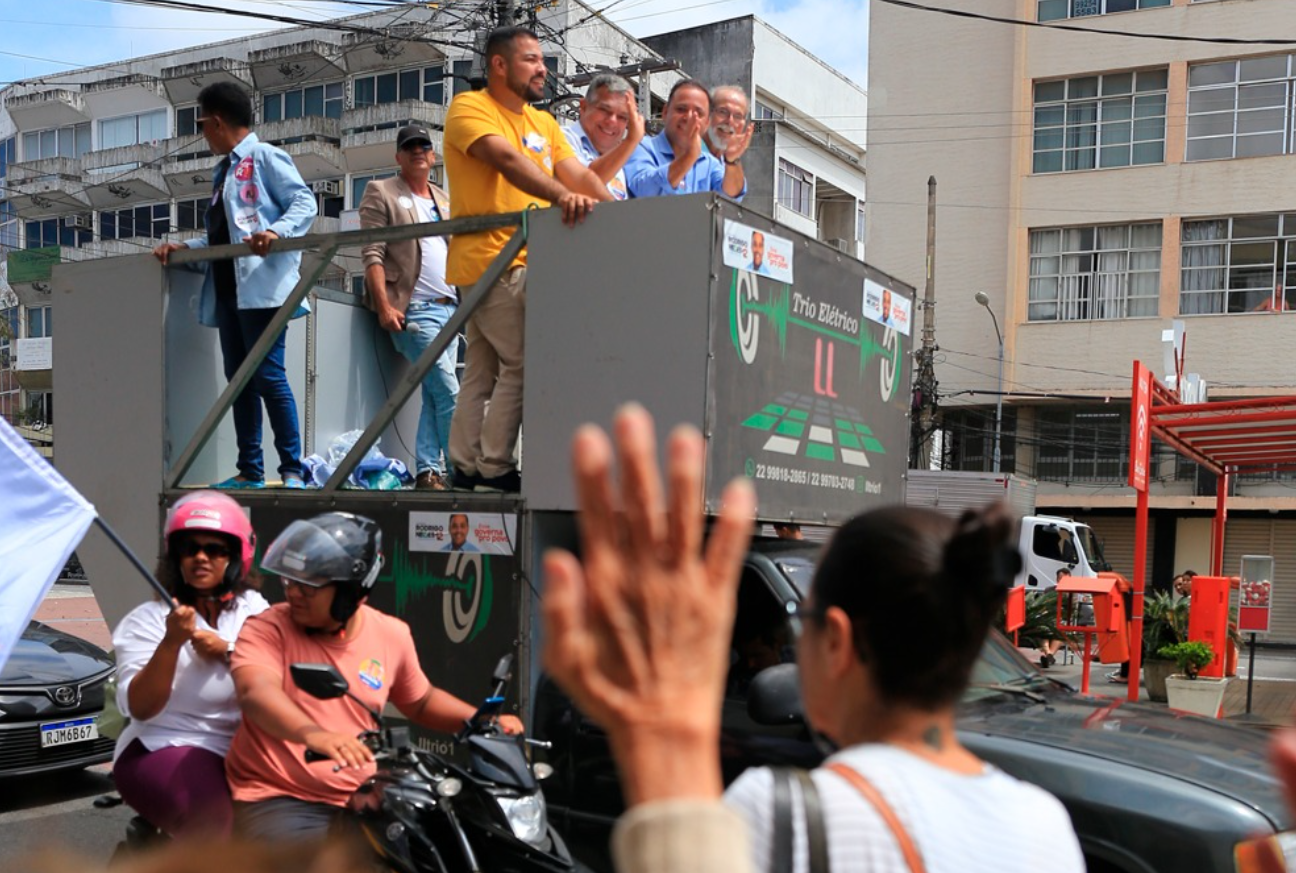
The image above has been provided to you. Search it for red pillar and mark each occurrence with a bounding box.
[1212,472,1228,576]
[1128,487,1148,703]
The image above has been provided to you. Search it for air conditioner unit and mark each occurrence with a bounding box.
[825,238,852,253]
[311,180,341,197]
[62,214,92,229]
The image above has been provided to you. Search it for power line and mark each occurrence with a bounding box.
[876,0,1296,46]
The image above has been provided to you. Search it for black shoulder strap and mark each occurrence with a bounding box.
[771,767,796,873]
[771,768,832,873]
[794,769,831,873]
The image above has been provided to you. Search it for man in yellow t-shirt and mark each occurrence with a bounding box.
[443,26,610,493]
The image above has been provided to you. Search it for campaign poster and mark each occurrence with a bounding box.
[409,511,518,554]
[862,277,911,337]
[722,219,794,283]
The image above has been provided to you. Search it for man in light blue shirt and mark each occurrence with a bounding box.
[562,73,644,202]
[626,79,747,201]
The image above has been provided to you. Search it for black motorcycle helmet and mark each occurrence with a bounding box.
[261,512,383,626]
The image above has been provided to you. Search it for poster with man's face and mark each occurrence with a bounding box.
[722,219,794,283]
[408,512,517,554]
[863,278,911,336]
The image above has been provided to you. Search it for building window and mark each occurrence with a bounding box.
[1037,407,1128,482]
[24,216,91,249]
[350,171,396,208]
[856,203,866,245]
[1033,70,1167,173]
[263,82,344,122]
[99,109,168,150]
[1028,223,1161,321]
[753,100,783,121]
[100,203,169,240]
[177,197,207,231]
[1180,214,1296,314]
[26,304,52,338]
[353,66,443,109]
[0,136,13,179]
[777,158,814,217]
[452,60,473,96]
[176,105,200,137]
[0,201,17,253]
[939,408,1017,474]
[1186,55,1296,162]
[1038,0,1169,21]
[21,123,91,161]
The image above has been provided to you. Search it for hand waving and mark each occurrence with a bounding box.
[542,404,755,805]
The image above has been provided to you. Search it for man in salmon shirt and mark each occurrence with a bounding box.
[225,512,522,839]
[443,26,611,495]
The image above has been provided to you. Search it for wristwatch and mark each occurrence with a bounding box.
[725,158,741,166]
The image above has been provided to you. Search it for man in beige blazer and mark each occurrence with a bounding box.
[360,125,457,491]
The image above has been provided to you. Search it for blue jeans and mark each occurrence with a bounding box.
[214,291,303,481]
[390,299,460,475]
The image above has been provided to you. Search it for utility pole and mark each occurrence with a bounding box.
[912,176,939,470]
[568,58,681,118]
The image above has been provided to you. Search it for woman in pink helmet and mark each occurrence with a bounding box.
[110,491,269,838]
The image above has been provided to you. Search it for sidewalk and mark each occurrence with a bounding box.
[1023,645,1296,729]
[32,583,113,651]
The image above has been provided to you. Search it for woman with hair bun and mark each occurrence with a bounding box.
[724,505,1084,873]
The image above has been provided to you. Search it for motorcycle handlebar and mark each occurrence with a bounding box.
[304,749,329,764]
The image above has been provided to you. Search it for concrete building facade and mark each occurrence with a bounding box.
[868,0,1296,640]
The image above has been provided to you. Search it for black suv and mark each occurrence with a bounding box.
[534,540,1294,873]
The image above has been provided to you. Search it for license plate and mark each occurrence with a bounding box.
[40,716,98,748]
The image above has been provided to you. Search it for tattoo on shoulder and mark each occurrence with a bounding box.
[922,726,943,751]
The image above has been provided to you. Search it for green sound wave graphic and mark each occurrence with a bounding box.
[728,268,902,374]
[382,540,494,643]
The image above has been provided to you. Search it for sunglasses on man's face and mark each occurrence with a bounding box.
[179,539,230,560]
[401,142,432,153]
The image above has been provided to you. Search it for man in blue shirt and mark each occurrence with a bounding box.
[626,80,747,200]
[154,82,317,490]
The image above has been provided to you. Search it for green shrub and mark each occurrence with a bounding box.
[1157,640,1215,679]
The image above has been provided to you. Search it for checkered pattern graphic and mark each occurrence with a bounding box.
[740,392,884,467]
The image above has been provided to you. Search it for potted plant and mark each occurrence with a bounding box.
[1158,641,1228,717]
[1142,591,1189,702]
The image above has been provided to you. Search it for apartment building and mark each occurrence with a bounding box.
[868,0,1296,639]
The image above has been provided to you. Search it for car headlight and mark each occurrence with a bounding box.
[1235,830,1296,872]
[495,792,547,846]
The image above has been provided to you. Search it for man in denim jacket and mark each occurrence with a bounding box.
[155,82,317,489]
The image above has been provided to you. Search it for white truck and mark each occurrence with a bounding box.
[905,471,1111,590]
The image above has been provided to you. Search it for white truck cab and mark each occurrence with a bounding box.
[1016,515,1112,590]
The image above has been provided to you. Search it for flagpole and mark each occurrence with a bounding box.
[94,517,174,610]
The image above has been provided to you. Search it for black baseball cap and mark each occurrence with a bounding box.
[396,125,433,150]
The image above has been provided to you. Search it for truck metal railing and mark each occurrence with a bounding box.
[164,211,528,493]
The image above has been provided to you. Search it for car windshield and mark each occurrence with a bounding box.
[1076,525,1112,572]
[776,558,816,599]
[964,631,1048,701]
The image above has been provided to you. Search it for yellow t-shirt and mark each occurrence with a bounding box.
[443,89,575,286]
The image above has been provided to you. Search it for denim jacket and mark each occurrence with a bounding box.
[185,132,318,326]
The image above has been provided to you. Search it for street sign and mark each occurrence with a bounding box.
[1129,361,1152,491]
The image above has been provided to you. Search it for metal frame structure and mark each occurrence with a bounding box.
[1126,363,1296,703]
[163,211,527,492]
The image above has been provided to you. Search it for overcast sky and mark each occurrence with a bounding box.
[0,0,868,93]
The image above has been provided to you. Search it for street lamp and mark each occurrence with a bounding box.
[974,291,1004,473]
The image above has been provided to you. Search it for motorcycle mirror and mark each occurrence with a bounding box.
[291,663,350,700]
[493,654,514,683]
[747,663,804,726]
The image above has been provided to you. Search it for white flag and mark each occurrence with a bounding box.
[0,417,97,670]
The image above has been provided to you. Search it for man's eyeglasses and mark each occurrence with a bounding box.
[401,142,433,153]
[194,116,214,132]
[711,108,746,123]
[179,540,230,560]
[281,578,333,597]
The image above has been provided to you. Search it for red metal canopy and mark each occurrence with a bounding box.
[1125,362,1296,704]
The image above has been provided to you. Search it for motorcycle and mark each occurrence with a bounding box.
[292,653,587,873]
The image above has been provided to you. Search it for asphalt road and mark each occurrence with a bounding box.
[0,763,134,869]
